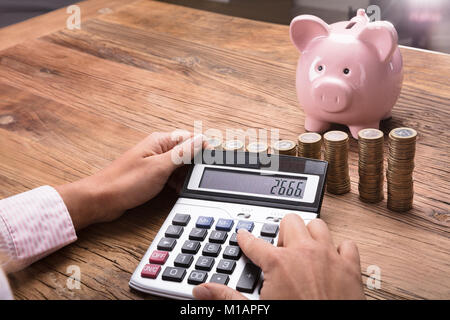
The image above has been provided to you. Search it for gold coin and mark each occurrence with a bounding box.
[206,136,222,149]
[389,127,417,141]
[222,139,244,151]
[246,141,268,153]
[272,140,297,155]
[358,128,384,140]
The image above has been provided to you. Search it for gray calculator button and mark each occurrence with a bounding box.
[195,256,215,271]
[172,214,190,226]
[260,223,279,237]
[174,253,194,268]
[188,270,208,285]
[216,259,236,274]
[189,228,207,241]
[223,245,241,260]
[209,230,228,244]
[162,267,186,282]
[165,225,184,238]
[259,236,274,244]
[202,243,222,257]
[210,273,229,285]
[157,237,177,251]
[236,263,261,293]
[229,233,238,246]
[181,240,201,254]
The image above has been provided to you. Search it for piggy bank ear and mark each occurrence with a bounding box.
[290,15,330,53]
[358,21,398,62]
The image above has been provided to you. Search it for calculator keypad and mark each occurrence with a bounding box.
[236,220,254,232]
[172,214,191,226]
[174,253,193,268]
[223,245,242,260]
[260,223,279,237]
[165,225,184,238]
[149,250,169,264]
[195,256,215,271]
[189,228,207,241]
[162,267,186,282]
[217,259,236,274]
[196,216,214,229]
[236,263,261,293]
[209,230,228,244]
[140,213,280,297]
[181,240,201,254]
[210,273,229,285]
[202,243,222,257]
[188,270,208,285]
[157,237,177,251]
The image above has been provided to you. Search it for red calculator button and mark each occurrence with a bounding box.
[141,264,161,279]
[150,250,169,264]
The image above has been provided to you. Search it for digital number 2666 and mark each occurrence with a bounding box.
[270,179,302,197]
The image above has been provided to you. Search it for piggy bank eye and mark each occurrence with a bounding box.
[317,65,323,71]
[343,68,350,74]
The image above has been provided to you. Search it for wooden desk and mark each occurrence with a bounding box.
[0,0,448,300]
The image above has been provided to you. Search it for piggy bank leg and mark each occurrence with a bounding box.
[382,111,392,120]
[349,123,380,139]
[305,117,330,133]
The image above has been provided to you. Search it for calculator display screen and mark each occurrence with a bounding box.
[199,167,306,200]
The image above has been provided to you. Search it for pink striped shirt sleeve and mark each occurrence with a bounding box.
[0,186,77,274]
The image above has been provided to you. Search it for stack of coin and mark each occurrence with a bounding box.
[271,140,297,156]
[358,128,384,203]
[298,132,322,159]
[222,139,244,151]
[323,131,350,194]
[387,127,417,212]
[206,136,223,150]
[246,141,268,154]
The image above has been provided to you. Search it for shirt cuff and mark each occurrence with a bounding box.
[0,186,77,272]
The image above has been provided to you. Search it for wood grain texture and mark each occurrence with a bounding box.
[0,0,448,300]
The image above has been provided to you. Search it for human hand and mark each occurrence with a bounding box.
[193,214,365,300]
[56,131,207,230]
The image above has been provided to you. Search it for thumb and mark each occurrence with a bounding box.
[160,134,205,172]
[193,283,248,300]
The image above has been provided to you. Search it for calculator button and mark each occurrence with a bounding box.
[196,216,214,229]
[172,214,191,226]
[215,219,234,231]
[223,245,242,260]
[181,240,201,254]
[210,273,229,285]
[149,250,169,264]
[195,256,215,271]
[236,220,254,233]
[162,267,186,282]
[209,230,228,244]
[259,236,274,244]
[165,225,184,238]
[174,253,194,268]
[141,264,161,279]
[157,237,177,251]
[260,223,279,237]
[189,228,208,241]
[229,233,238,246]
[188,270,208,285]
[236,263,261,293]
[216,259,236,274]
[202,243,222,257]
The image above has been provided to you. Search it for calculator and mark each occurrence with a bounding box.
[129,151,328,299]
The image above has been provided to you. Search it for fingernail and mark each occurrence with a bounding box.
[193,285,212,300]
[237,228,249,235]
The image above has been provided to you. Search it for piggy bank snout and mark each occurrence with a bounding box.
[313,79,352,113]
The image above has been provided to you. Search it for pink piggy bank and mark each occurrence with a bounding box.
[290,9,403,138]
